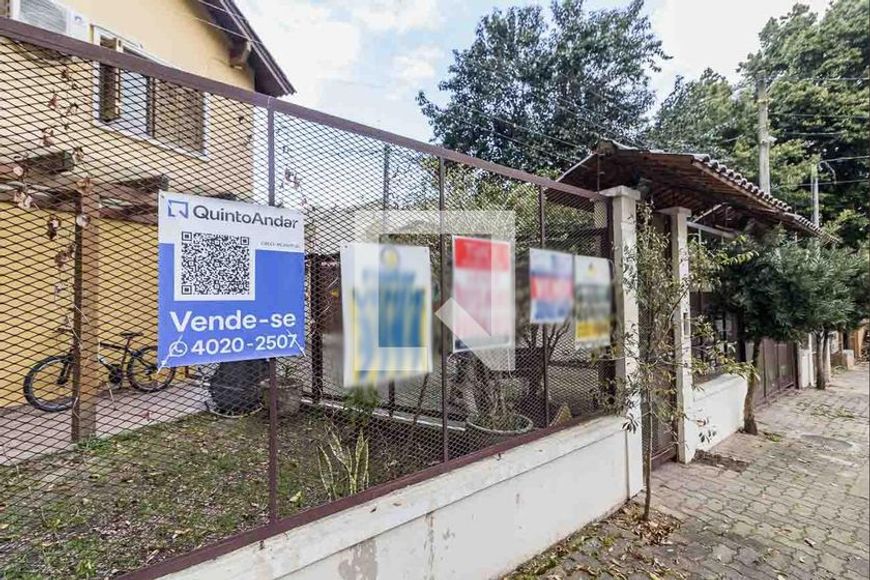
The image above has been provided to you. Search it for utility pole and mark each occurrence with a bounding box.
[811,165,820,227]
[757,74,771,194]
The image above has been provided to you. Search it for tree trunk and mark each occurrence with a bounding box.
[815,331,827,390]
[743,340,760,435]
[824,332,830,372]
[642,401,653,521]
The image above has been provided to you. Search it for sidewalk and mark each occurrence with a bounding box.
[0,380,209,465]
[508,364,870,579]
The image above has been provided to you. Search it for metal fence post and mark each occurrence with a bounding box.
[439,157,449,462]
[538,185,550,426]
[266,103,279,524]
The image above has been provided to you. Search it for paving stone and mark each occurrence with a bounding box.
[508,365,869,580]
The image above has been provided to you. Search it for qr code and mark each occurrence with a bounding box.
[179,231,252,298]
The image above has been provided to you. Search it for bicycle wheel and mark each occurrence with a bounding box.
[127,346,175,392]
[23,355,75,412]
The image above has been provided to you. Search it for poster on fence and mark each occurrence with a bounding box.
[157,192,305,367]
[574,255,612,350]
[451,236,514,352]
[529,248,574,324]
[340,242,432,387]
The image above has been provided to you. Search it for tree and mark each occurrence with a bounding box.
[418,0,667,174]
[782,240,869,388]
[711,232,801,435]
[615,205,749,520]
[649,0,869,248]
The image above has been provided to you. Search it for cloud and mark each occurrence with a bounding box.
[349,0,443,33]
[236,0,363,107]
[650,0,831,101]
[388,45,442,101]
[393,45,442,85]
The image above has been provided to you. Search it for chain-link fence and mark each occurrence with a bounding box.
[0,22,612,578]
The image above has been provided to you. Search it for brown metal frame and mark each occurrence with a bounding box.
[0,16,615,578]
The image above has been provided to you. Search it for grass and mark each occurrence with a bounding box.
[0,408,442,578]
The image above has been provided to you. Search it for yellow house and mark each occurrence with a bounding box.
[0,0,293,407]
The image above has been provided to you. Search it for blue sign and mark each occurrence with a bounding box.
[158,192,305,367]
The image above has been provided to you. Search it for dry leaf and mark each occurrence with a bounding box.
[46,215,61,240]
[18,195,33,210]
[42,128,54,147]
[54,250,69,270]
[75,177,93,193]
[804,538,815,548]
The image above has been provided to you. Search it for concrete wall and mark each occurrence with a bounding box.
[168,417,642,580]
[689,374,748,454]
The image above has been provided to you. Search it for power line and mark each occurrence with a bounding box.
[819,155,870,163]
[448,102,590,157]
[141,1,662,154]
[310,74,594,160]
[774,75,870,82]
[429,103,586,168]
[791,178,868,187]
[94,2,604,169]
[471,62,654,150]
[780,131,850,137]
[771,112,870,119]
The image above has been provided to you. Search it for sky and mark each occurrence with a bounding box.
[234,0,832,143]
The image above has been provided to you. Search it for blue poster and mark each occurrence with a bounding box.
[157,192,305,368]
[529,248,574,324]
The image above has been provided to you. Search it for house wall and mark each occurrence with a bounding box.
[168,417,641,580]
[0,0,260,406]
[0,206,159,406]
[63,0,254,89]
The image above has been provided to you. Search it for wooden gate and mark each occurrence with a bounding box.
[754,339,797,405]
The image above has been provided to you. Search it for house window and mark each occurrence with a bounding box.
[96,30,205,154]
[690,291,740,381]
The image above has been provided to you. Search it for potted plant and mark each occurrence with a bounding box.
[464,359,534,448]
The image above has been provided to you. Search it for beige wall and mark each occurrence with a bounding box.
[0,204,159,407]
[0,0,264,406]
[64,0,254,89]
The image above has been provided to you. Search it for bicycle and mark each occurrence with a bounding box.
[23,331,176,412]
